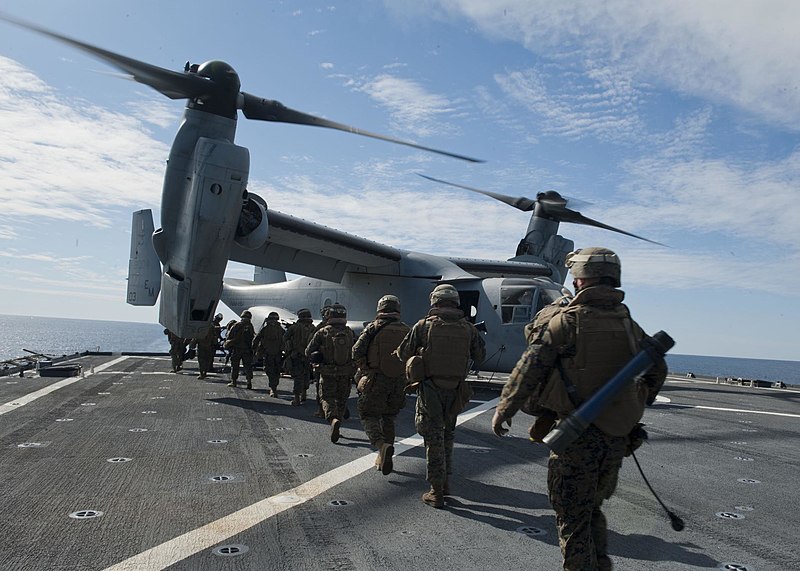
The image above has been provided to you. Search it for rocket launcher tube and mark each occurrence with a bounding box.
[542,331,675,454]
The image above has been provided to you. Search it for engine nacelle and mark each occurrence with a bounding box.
[234,194,269,250]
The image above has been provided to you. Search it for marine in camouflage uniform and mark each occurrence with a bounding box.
[311,305,332,416]
[492,247,667,571]
[164,328,188,373]
[395,284,485,508]
[282,308,315,405]
[306,304,355,444]
[352,295,410,475]
[196,313,223,379]
[253,312,285,397]
[225,310,256,389]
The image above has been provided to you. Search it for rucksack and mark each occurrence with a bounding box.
[323,326,354,366]
[367,321,409,377]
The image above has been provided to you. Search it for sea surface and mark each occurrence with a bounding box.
[0,314,797,385]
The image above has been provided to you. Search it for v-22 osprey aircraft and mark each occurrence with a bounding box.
[2,14,662,372]
[218,174,663,373]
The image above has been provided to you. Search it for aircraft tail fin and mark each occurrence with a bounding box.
[126,209,161,306]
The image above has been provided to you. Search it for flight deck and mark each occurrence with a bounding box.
[1,354,798,570]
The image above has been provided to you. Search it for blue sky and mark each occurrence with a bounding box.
[0,1,798,361]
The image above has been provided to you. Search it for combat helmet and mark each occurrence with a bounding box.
[297,308,312,319]
[564,247,621,287]
[267,311,279,320]
[429,284,460,306]
[329,303,347,319]
[377,294,401,313]
[240,310,252,319]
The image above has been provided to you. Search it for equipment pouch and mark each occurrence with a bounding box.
[449,379,473,416]
[528,410,557,443]
[406,355,425,383]
[357,373,374,394]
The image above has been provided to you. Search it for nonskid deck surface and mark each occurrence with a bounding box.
[1,355,798,570]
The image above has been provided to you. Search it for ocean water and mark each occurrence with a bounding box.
[0,314,796,385]
[0,314,168,361]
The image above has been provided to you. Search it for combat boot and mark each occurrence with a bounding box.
[313,404,324,417]
[269,388,278,398]
[443,478,451,496]
[422,486,444,509]
[291,392,301,406]
[330,418,341,443]
[300,389,307,402]
[227,380,237,387]
[246,380,253,390]
[379,443,394,476]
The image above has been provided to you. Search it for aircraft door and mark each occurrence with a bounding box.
[457,289,480,324]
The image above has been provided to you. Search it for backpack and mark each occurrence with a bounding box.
[420,317,472,384]
[322,326,354,367]
[367,321,409,377]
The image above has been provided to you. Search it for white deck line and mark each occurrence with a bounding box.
[103,397,501,571]
[0,356,129,416]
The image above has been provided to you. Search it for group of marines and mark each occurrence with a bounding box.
[164,248,667,570]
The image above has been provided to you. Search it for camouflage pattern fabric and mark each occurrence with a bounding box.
[196,324,219,375]
[262,353,283,390]
[287,354,311,393]
[230,349,253,382]
[357,373,406,447]
[415,379,458,488]
[319,374,352,421]
[547,424,626,571]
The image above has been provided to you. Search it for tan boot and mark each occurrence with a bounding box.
[422,486,444,508]
[330,418,341,443]
[379,443,394,475]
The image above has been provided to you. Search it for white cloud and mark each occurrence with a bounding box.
[404,0,800,129]
[356,74,462,138]
[0,57,168,227]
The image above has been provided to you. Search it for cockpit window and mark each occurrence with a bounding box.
[500,284,536,324]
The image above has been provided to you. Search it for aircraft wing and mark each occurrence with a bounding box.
[229,210,403,282]
[446,257,553,279]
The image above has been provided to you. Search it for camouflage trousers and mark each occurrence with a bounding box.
[196,344,215,374]
[260,353,283,389]
[415,379,458,489]
[230,350,253,382]
[169,346,183,371]
[357,373,406,448]
[288,354,311,393]
[547,423,626,571]
[320,374,352,421]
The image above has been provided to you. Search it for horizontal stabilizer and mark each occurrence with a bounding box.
[126,209,160,306]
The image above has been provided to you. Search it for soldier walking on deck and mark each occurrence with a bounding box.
[225,310,255,389]
[164,329,188,373]
[491,247,667,571]
[283,309,315,405]
[196,313,223,379]
[253,312,285,397]
[306,304,355,444]
[395,284,485,508]
[352,295,410,475]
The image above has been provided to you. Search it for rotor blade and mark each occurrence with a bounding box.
[546,204,667,246]
[416,173,535,210]
[0,12,212,100]
[240,93,483,163]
